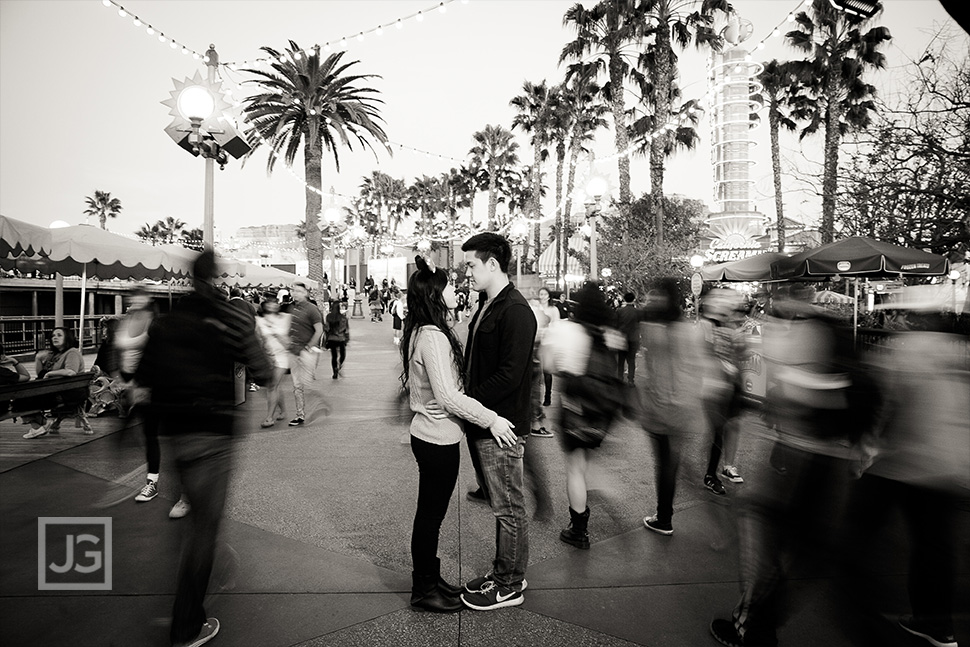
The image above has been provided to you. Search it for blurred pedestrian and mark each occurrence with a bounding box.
[710,283,875,647]
[324,299,350,379]
[614,291,643,385]
[535,287,561,406]
[637,278,702,536]
[391,288,405,345]
[255,294,290,428]
[541,282,626,549]
[286,281,324,427]
[400,255,515,613]
[458,233,537,612]
[136,249,273,647]
[699,288,748,497]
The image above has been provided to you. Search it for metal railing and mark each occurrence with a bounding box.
[0,316,104,357]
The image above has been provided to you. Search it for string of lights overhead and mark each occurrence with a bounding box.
[98,0,210,61]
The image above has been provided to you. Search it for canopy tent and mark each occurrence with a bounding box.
[814,289,856,304]
[700,251,788,282]
[770,237,949,281]
[216,262,318,290]
[769,237,950,336]
[1,215,243,348]
[536,234,585,279]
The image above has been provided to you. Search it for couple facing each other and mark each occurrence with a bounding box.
[400,232,537,613]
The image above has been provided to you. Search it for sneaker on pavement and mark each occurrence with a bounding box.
[464,573,528,594]
[169,497,191,519]
[643,515,674,536]
[22,425,49,439]
[134,480,158,502]
[460,581,524,611]
[288,417,304,427]
[722,465,744,483]
[899,616,958,647]
[530,427,554,438]
[705,474,727,496]
[173,617,220,647]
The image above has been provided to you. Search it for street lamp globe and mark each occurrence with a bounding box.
[323,206,342,227]
[949,269,962,281]
[417,238,432,253]
[510,219,528,239]
[690,254,706,269]
[177,85,215,122]
[585,176,608,200]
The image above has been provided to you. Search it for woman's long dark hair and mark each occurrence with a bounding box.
[50,326,77,351]
[400,256,464,389]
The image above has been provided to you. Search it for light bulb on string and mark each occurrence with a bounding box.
[170,41,177,48]
[340,37,348,48]
[102,0,111,6]
[133,18,141,27]
[376,25,383,36]
[182,47,189,55]
[158,34,166,43]
[146,26,154,35]
[438,2,446,12]
[396,18,403,29]
[357,32,364,41]
[416,11,424,22]
[118,8,126,17]
[324,43,332,52]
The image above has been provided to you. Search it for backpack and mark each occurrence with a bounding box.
[559,326,625,448]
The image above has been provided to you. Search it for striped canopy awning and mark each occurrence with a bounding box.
[536,234,585,277]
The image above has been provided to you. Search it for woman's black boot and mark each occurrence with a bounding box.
[411,572,462,613]
[559,506,590,549]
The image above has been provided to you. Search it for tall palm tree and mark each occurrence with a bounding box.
[758,59,800,252]
[468,125,520,230]
[561,0,646,204]
[242,43,389,282]
[83,190,122,230]
[558,65,609,282]
[637,0,728,244]
[510,80,556,263]
[360,170,406,236]
[786,0,891,243]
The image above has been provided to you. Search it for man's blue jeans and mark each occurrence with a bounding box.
[473,436,529,589]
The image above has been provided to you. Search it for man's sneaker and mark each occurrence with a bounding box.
[722,465,744,483]
[464,573,528,594]
[899,616,958,647]
[173,617,220,647]
[705,474,727,496]
[169,497,191,519]
[460,581,524,611]
[288,417,304,427]
[465,488,488,504]
[22,425,49,439]
[134,480,158,502]
[643,515,673,536]
[530,427,554,438]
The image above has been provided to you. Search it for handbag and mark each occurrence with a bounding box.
[558,329,624,448]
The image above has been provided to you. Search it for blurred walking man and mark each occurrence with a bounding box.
[458,233,537,611]
[137,250,272,647]
[287,281,323,426]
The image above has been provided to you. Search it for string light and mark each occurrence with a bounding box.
[99,0,207,60]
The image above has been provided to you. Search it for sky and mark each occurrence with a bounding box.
[0,0,963,242]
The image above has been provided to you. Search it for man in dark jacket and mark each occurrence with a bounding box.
[457,233,537,612]
[614,291,643,384]
[137,250,272,647]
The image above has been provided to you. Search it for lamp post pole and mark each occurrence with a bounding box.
[203,45,218,250]
[589,208,598,281]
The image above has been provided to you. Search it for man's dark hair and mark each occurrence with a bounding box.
[461,232,512,274]
[230,288,244,299]
[293,281,307,291]
[624,292,635,303]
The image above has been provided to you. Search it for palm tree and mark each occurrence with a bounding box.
[83,190,122,230]
[786,0,891,243]
[558,65,608,282]
[758,60,800,252]
[135,222,163,246]
[561,0,646,204]
[637,0,728,244]
[242,43,389,282]
[468,125,520,230]
[360,170,406,236]
[159,216,186,244]
[510,80,556,263]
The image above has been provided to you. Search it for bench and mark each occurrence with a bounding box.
[0,372,96,431]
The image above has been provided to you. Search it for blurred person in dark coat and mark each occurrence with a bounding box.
[845,294,968,647]
[710,283,875,647]
[614,291,643,385]
[137,250,272,647]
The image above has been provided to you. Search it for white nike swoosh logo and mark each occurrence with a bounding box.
[495,590,518,602]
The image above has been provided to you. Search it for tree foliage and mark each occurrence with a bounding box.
[836,29,970,258]
[595,193,703,298]
[83,190,122,230]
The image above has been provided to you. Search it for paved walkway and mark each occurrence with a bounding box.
[1,313,967,646]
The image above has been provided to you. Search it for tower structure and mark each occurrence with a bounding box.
[702,13,770,263]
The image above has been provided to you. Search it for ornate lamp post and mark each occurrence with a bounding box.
[510,218,529,286]
[323,204,343,286]
[585,176,608,281]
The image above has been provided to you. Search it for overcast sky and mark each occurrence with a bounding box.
[0,0,962,240]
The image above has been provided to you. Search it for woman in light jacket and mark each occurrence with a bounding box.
[400,255,515,613]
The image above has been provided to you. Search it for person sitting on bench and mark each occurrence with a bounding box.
[22,327,87,439]
[0,343,30,385]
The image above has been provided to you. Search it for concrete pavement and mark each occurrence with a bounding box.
[1,311,967,646]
